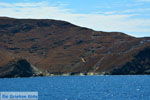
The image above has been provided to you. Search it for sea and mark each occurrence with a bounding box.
[0,75,150,100]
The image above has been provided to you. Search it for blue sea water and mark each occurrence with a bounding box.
[0,75,150,100]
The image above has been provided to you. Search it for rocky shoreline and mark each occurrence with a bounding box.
[0,47,150,78]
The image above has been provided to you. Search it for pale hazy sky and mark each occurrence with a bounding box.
[0,0,150,37]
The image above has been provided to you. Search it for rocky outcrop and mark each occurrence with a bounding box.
[0,59,38,78]
[107,47,150,75]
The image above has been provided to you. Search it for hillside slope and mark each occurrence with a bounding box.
[0,17,150,77]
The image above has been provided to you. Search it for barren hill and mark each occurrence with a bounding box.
[0,17,150,77]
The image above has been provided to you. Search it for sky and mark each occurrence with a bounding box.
[0,0,150,37]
